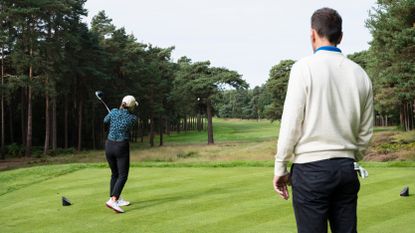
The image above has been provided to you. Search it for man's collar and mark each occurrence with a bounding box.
[314,46,342,53]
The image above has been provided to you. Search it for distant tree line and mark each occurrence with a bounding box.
[0,1,246,158]
[214,59,293,121]
[216,0,415,131]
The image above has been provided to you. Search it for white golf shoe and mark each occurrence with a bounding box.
[106,199,124,213]
[117,197,130,207]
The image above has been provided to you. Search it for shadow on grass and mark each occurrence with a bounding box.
[127,187,227,212]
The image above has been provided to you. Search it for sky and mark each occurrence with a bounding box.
[83,0,377,88]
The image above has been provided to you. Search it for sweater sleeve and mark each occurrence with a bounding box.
[356,80,374,159]
[274,63,308,176]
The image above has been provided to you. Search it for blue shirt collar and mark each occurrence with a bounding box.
[314,46,342,53]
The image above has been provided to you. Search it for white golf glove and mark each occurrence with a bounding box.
[354,162,368,179]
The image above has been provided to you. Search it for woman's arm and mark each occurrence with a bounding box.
[104,109,115,124]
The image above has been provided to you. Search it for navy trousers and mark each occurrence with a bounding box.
[291,158,360,233]
[105,140,130,198]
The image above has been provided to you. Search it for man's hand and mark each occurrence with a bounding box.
[273,174,290,200]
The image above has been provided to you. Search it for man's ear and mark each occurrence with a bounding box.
[337,32,343,45]
[310,29,316,43]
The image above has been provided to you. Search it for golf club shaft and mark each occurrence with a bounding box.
[95,91,111,113]
[99,99,111,113]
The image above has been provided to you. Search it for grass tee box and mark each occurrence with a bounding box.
[0,165,414,233]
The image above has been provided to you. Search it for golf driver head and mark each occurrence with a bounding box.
[95,91,104,100]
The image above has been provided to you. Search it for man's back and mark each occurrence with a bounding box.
[291,49,373,163]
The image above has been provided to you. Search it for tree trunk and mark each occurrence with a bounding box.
[403,102,409,131]
[400,104,404,130]
[44,24,52,155]
[140,119,144,143]
[197,114,201,132]
[404,102,410,131]
[9,104,14,144]
[409,101,414,130]
[73,82,77,148]
[159,117,164,146]
[92,104,96,149]
[26,88,32,156]
[166,118,170,136]
[21,88,26,146]
[207,99,214,144]
[52,96,57,151]
[401,101,413,131]
[1,45,4,159]
[409,106,411,129]
[25,60,33,157]
[380,115,385,127]
[64,95,68,148]
[184,116,187,132]
[77,98,83,152]
[133,118,137,142]
[43,86,50,155]
[257,108,260,122]
[149,116,154,147]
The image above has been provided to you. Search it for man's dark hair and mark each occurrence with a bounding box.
[311,8,342,45]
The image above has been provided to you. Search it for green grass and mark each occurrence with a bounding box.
[148,118,279,145]
[0,164,414,233]
[1,118,415,232]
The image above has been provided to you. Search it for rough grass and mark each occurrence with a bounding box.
[365,128,415,161]
[0,119,415,170]
[0,165,414,233]
[2,119,415,170]
[1,119,279,170]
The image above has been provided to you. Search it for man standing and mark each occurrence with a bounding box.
[273,8,374,233]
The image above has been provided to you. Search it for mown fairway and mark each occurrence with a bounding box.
[0,164,414,233]
[162,119,279,144]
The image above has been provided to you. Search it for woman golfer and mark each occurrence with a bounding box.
[104,95,138,213]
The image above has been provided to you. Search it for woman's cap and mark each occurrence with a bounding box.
[122,95,138,108]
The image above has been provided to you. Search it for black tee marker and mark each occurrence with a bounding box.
[62,196,72,206]
[400,186,409,197]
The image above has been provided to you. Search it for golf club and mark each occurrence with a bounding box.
[95,91,110,113]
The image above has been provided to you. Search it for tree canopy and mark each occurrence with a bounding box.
[0,3,246,158]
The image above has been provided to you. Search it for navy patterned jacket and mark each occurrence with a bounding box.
[104,108,137,142]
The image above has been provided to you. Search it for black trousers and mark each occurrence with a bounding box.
[291,158,360,233]
[105,140,130,199]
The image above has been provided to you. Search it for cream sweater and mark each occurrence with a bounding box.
[274,50,374,176]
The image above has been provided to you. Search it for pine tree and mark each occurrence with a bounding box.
[367,0,415,130]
